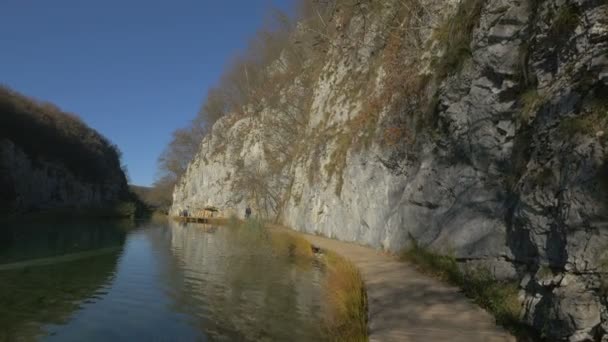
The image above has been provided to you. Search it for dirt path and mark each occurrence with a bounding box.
[293,231,515,342]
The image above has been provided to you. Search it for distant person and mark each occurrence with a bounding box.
[245,206,252,219]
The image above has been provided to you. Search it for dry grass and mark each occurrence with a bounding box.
[536,265,553,279]
[323,250,368,342]
[264,224,368,341]
[269,230,314,258]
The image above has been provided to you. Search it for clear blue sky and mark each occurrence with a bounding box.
[0,0,294,186]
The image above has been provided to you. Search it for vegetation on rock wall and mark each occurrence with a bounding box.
[155,0,336,199]
[549,4,580,39]
[519,88,546,124]
[432,0,484,79]
[559,87,608,138]
[0,86,138,217]
[161,0,489,202]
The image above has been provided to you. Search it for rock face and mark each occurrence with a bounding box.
[172,0,608,339]
[0,140,126,212]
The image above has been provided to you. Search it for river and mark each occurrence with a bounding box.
[0,218,327,341]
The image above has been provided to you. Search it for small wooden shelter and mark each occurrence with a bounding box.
[193,206,220,218]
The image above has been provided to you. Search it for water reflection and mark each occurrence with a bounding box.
[0,221,127,341]
[163,221,325,341]
[0,219,327,341]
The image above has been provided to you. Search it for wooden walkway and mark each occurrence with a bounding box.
[291,231,516,342]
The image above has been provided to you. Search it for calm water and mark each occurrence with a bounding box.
[0,218,326,341]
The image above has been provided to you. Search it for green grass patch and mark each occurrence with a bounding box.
[519,88,545,124]
[400,238,530,338]
[550,4,580,38]
[559,100,608,137]
[536,265,553,279]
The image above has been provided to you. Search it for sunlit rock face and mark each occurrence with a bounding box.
[172,0,608,339]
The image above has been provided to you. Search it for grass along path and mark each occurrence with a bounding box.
[277,228,516,342]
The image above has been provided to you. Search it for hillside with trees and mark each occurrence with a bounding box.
[0,86,131,216]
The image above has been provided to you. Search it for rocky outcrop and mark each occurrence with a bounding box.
[172,0,608,340]
[0,139,126,213]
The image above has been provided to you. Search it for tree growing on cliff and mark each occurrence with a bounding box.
[153,0,342,204]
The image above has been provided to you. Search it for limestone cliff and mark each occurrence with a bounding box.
[0,87,129,215]
[172,0,608,339]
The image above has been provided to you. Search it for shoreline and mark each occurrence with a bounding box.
[277,226,515,342]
